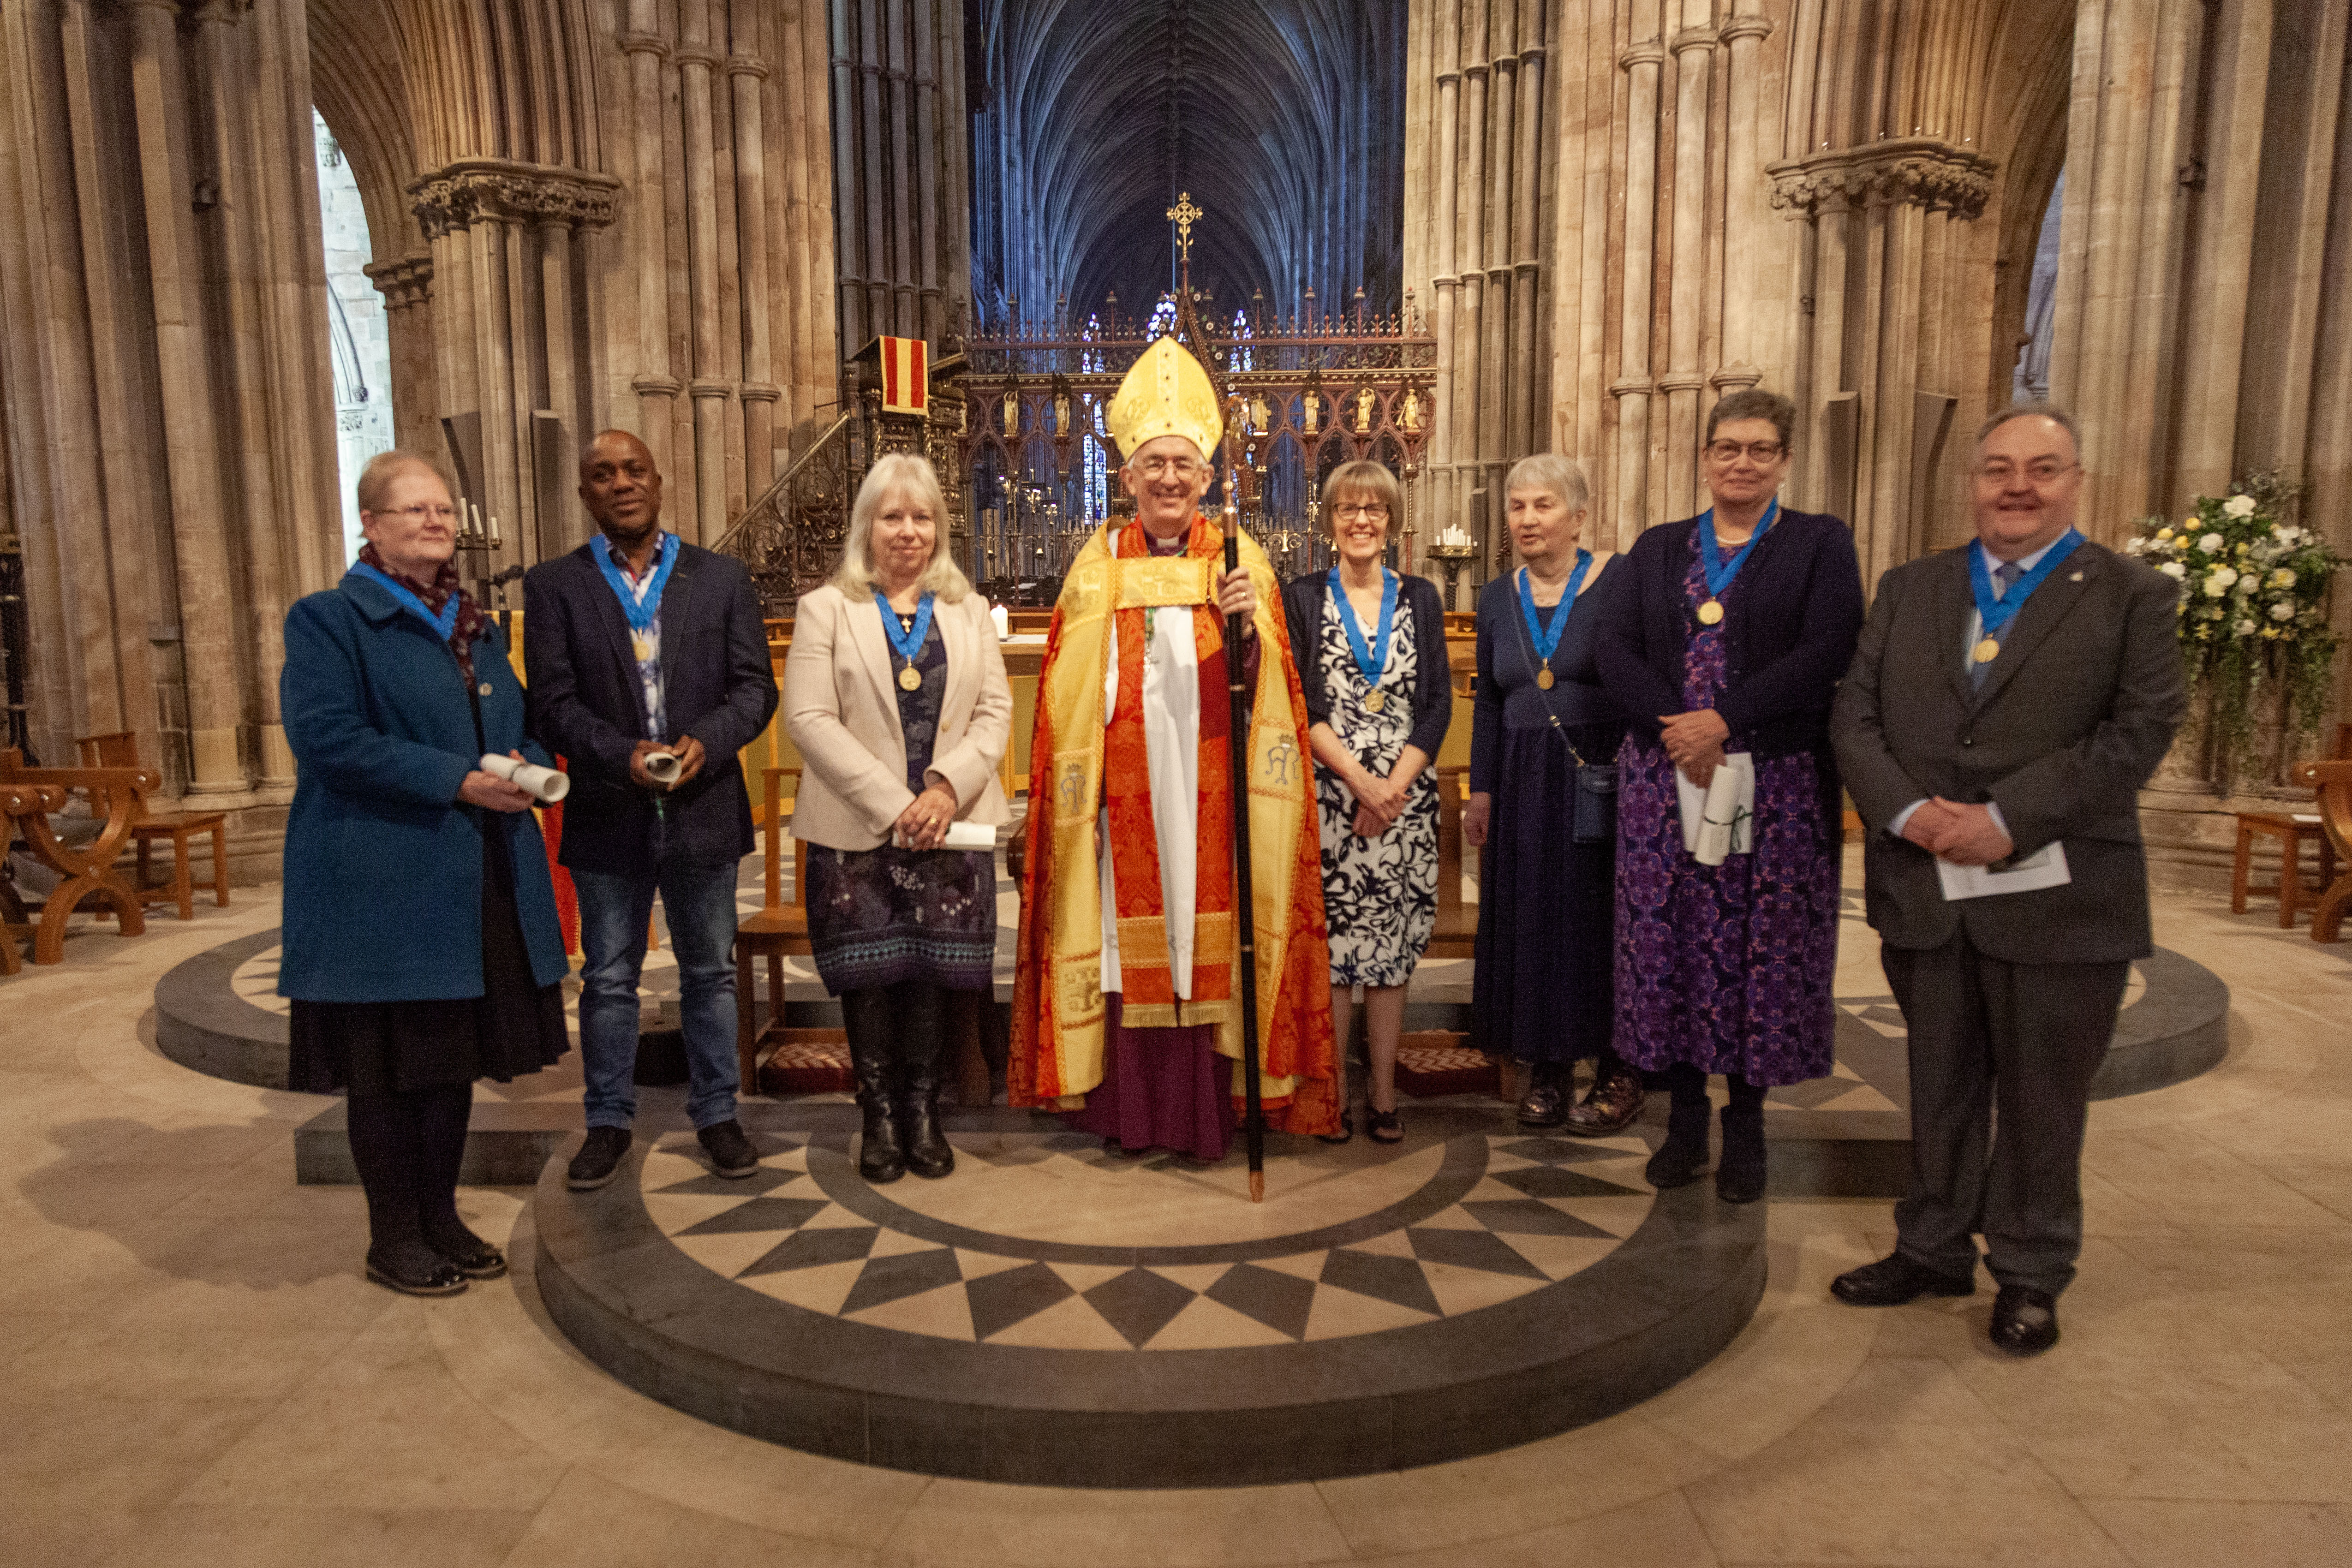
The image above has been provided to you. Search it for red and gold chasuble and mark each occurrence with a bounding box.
[1011,516,1338,1134]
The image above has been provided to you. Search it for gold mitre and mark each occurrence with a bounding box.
[1105,336,1223,460]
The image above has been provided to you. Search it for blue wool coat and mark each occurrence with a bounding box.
[277,570,570,1003]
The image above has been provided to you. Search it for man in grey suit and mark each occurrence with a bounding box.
[1827,405,2184,1354]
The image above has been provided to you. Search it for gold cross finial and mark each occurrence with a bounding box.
[1166,192,1204,266]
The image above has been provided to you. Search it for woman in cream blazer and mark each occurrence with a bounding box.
[785,453,1011,1184]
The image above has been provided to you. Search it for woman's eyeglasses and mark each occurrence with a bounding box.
[1704,441,1785,464]
[1331,504,1390,522]
[375,503,459,523]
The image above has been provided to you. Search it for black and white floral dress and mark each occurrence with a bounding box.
[1314,593,1439,988]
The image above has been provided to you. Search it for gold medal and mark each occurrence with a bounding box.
[1362,688,1386,713]
[1535,667,1555,690]
[898,664,923,691]
[1973,637,2001,665]
[1697,600,1725,626]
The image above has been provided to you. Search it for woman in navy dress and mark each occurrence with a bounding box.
[1596,389,1864,1203]
[1467,454,1639,1133]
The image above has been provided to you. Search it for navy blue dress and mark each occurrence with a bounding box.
[1469,562,1628,1066]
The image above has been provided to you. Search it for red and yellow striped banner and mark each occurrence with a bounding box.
[879,335,927,415]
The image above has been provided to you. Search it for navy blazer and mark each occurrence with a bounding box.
[1280,569,1454,763]
[1595,507,1864,761]
[523,537,779,876]
[277,572,569,1003]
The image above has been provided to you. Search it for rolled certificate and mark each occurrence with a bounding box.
[893,820,997,851]
[642,750,682,784]
[478,752,570,803]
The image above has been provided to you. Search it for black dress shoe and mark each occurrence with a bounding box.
[1990,1286,2060,1355]
[697,1118,761,1178]
[364,1245,468,1297]
[566,1126,632,1191]
[1516,1066,1569,1128]
[1315,1110,1355,1145]
[1563,1069,1645,1137]
[424,1221,508,1280]
[1830,1251,1976,1306]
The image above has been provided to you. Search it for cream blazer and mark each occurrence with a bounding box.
[784,583,1013,850]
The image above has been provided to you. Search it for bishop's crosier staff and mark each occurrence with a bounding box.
[1222,507,1269,1201]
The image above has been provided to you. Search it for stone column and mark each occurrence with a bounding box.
[127,0,244,793]
[1454,0,1488,565]
[1427,0,1462,554]
[1663,6,1717,523]
[1716,4,1772,390]
[620,9,680,477]
[1612,31,1666,545]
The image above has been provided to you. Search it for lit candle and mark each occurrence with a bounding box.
[489,513,502,548]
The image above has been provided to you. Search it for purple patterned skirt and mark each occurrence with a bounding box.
[804,844,996,995]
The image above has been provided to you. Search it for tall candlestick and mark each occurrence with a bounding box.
[488,513,502,548]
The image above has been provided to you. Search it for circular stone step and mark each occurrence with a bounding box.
[531,1106,1767,1486]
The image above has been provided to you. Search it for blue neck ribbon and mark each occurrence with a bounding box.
[877,589,937,666]
[1327,567,1399,689]
[352,561,460,642]
[1697,497,1781,601]
[595,532,679,633]
[1970,529,2084,640]
[1517,551,1593,664]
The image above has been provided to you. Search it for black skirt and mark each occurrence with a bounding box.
[287,814,570,1098]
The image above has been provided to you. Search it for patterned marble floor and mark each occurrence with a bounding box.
[639,1128,1657,1351]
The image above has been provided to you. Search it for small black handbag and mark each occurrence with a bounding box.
[1509,578,1620,845]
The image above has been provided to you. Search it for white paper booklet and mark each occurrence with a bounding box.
[1937,841,2071,901]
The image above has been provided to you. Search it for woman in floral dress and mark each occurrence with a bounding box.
[1281,461,1453,1143]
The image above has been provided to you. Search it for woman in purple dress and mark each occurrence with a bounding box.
[1596,390,1863,1203]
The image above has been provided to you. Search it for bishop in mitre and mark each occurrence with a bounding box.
[1011,337,1339,1155]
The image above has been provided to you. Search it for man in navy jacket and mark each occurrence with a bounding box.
[525,431,779,1188]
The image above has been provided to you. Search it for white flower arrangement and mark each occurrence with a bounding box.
[2132,475,2341,790]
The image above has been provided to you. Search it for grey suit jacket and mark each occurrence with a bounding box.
[1830,538,2185,963]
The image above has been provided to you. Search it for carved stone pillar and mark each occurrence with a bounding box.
[1664,11,1716,523]
[1611,33,1665,546]
[1715,6,1773,392]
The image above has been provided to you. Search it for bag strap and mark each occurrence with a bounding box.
[1506,579,1624,768]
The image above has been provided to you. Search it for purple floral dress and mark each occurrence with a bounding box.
[1612,550,1840,1085]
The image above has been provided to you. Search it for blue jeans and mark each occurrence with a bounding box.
[573,857,743,1131]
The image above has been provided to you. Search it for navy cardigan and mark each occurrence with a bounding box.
[1281,568,1454,763]
[1594,507,1864,761]
[277,572,570,1004]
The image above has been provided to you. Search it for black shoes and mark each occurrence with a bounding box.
[1830,1252,1977,1307]
[1516,1064,1569,1128]
[365,1242,467,1297]
[566,1126,633,1191]
[697,1118,760,1179]
[1563,1068,1645,1137]
[1364,1103,1404,1145]
[424,1219,507,1280]
[1990,1286,2061,1355]
[1315,1110,1355,1145]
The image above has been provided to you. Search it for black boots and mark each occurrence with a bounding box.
[1645,1067,1769,1201]
[844,985,953,1182]
[895,1023,955,1180]
[1716,1102,1767,1204]
[1645,1092,1712,1188]
[846,994,907,1183]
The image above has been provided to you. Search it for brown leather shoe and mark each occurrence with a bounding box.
[1516,1066,1569,1128]
[1562,1068,1644,1137]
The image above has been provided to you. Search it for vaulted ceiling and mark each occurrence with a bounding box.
[967,0,1404,327]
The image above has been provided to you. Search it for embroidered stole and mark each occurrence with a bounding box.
[1011,516,1338,1133]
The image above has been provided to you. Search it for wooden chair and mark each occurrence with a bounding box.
[1427,766,1477,960]
[733,767,813,1086]
[74,732,230,921]
[0,749,157,963]
[2233,723,2352,930]
[2290,743,2352,944]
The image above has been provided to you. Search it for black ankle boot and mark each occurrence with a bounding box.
[896,1035,954,1180]
[1516,1061,1569,1128]
[848,1025,905,1184]
[1645,1096,1712,1189]
[1716,1103,1767,1204]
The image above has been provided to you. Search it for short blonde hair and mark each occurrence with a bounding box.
[833,453,973,602]
[356,450,454,515]
[1319,460,1405,538]
[1504,453,1591,514]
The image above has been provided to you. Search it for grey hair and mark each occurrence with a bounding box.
[1705,388,1796,451]
[1504,453,1591,514]
[1977,400,2081,456]
[356,450,454,515]
[833,452,973,602]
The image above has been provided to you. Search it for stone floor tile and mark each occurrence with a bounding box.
[495,1468,877,1568]
[1357,1490,1724,1568]
[2080,1499,2351,1568]
[882,1479,1352,1568]
[92,1505,535,1568]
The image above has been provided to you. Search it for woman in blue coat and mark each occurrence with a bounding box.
[280,452,571,1296]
